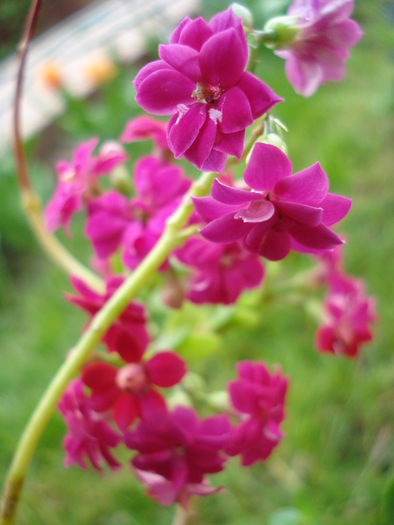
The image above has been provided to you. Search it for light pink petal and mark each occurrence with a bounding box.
[236,72,283,119]
[184,116,217,169]
[214,130,244,158]
[199,29,247,88]
[145,351,187,388]
[200,213,252,243]
[217,86,253,134]
[273,200,323,227]
[211,178,261,205]
[168,104,207,159]
[178,17,213,51]
[325,19,363,50]
[159,44,201,83]
[320,193,352,226]
[138,389,168,426]
[274,162,329,206]
[135,68,195,115]
[114,393,139,431]
[234,200,275,223]
[283,54,322,97]
[72,138,98,168]
[244,143,292,191]
[192,196,242,223]
[201,148,227,174]
[290,223,344,251]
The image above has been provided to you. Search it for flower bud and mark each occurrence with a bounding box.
[205,391,232,413]
[263,15,299,49]
[167,387,193,410]
[182,372,206,395]
[109,165,133,196]
[230,3,253,30]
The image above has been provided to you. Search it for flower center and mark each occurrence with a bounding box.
[116,363,147,393]
[192,82,221,104]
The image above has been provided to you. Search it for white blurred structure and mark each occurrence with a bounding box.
[0,0,200,153]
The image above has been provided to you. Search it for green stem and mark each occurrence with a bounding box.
[0,170,215,525]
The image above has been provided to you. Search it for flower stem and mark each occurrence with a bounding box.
[0,170,215,525]
[14,0,104,293]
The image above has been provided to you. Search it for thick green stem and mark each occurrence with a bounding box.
[0,170,214,525]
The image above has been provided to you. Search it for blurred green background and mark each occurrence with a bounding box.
[0,1,393,524]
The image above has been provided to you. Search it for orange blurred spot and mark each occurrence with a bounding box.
[40,61,63,90]
[85,56,118,86]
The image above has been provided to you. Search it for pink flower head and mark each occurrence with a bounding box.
[134,8,282,173]
[125,406,230,507]
[195,143,351,261]
[175,236,264,304]
[58,379,121,471]
[315,272,377,357]
[82,351,186,431]
[66,276,149,358]
[45,138,127,233]
[86,157,191,269]
[120,116,169,152]
[225,361,288,466]
[275,0,363,97]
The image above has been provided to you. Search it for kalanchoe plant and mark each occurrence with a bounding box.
[1,2,374,525]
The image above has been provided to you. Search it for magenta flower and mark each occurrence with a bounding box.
[175,236,264,304]
[125,406,230,507]
[45,139,127,232]
[194,143,351,261]
[275,0,363,97]
[225,361,288,466]
[66,276,150,358]
[120,116,169,152]
[82,351,186,431]
[58,379,121,471]
[134,8,281,172]
[315,272,377,357]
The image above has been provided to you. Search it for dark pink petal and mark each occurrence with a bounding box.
[169,17,192,44]
[159,44,201,83]
[199,29,246,88]
[236,72,283,119]
[113,330,146,363]
[90,385,120,412]
[320,193,352,226]
[178,17,213,51]
[145,351,187,388]
[86,212,128,258]
[70,275,101,302]
[274,162,329,205]
[120,116,168,150]
[229,380,258,414]
[211,178,261,205]
[192,196,241,223]
[244,143,292,191]
[72,138,98,168]
[136,69,195,115]
[200,213,252,243]
[244,213,278,248]
[184,116,217,169]
[290,223,344,251]
[134,60,172,92]
[168,104,207,158]
[138,389,168,426]
[214,130,244,158]
[82,362,117,391]
[201,148,227,174]
[209,7,248,57]
[259,230,292,261]
[235,200,275,223]
[114,392,139,431]
[273,200,323,227]
[315,325,335,353]
[217,86,253,134]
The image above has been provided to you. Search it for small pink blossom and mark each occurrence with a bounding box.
[125,406,230,507]
[121,116,169,152]
[194,143,351,261]
[82,351,186,431]
[66,276,150,358]
[58,379,121,471]
[275,0,363,97]
[45,139,127,233]
[175,236,264,304]
[134,8,281,172]
[225,361,288,466]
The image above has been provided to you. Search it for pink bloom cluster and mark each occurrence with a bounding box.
[134,8,281,172]
[45,138,127,233]
[276,0,363,96]
[194,143,351,261]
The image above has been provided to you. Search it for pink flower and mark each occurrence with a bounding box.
[82,351,186,431]
[120,116,169,152]
[275,0,363,97]
[175,236,264,304]
[125,406,230,507]
[194,143,351,261]
[45,139,127,232]
[66,276,150,358]
[225,361,288,466]
[315,272,377,357]
[134,8,281,172]
[58,379,121,471]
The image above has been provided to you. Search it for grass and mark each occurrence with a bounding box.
[0,1,393,523]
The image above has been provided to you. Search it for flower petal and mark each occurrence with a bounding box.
[290,223,344,251]
[244,143,292,191]
[159,44,201,83]
[168,104,207,158]
[214,130,244,158]
[138,389,168,426]
[114,393,139,431]
[211,178,261,205]
[258,230,292,261]
[82,362,117,391]
[217,86,253,134]
[273,200,323,227]
[145,351,187,388]
[320,193,352,226]
[234,200,275,223]
[201,148,227,174]
[192,196,241,223]
[274,162,329,205]
[184,115,217,169]
[236,72,283,119]
[200,213,252,243]
[177,17,213,51]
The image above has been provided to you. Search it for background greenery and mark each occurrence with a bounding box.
[0,1,393,524]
